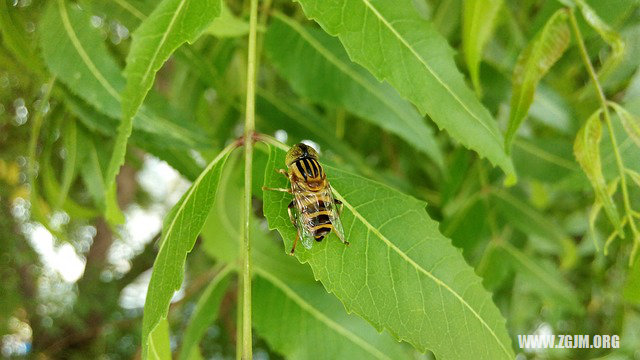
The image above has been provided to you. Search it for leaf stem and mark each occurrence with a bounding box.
[569,9,639,264]
[242,0,259,357]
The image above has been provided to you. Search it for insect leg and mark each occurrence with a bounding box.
[262,186,292,193]
[287,201,296,225]
[275,168,288,177]
[290,229,300,255]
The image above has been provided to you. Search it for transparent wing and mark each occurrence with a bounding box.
[327,187,345,243]
[293,191,318,250]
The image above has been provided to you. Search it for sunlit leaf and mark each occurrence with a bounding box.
[149,318,171,360]
[141,145,233,360]
[505,8,570,152]
[462,0,503,96]
[265,14,443,168]
[201,151,410,359]
[293,0,515,179]
[574,109,622,234]
[263,145,514,359]
[206,4,250,38]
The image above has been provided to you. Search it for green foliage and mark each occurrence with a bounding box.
[178,267,232,360]
[263,145,514,359]
[141,146,232,359]
[505,8,570,152]
[265,14,443,167]
[293,0,516,179]
[574,110,622,233]
[462,0,503,96]
[4,0,640,358]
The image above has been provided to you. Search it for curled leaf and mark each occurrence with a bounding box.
[574,109,623,234]
[505,8,570,153]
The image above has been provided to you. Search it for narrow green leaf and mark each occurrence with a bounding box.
[57,118,78,208]
[123,0,221,121]
[263,145,514,359]
[206,5,250,38]
[462,0,503,96]
[178,267,232,360]
[39,0,209,151]
[609,102,640,148]
[141,144,233,360]
[574,109,622,233]
[505,9,570,152]
[588,177,620,249]
[76,129,125,225]
[119,0,221,191]
[492,189,576,262]
[575,0,625,81]
[149,318,172,360]
[624,258,640,304]
[40,146,98,220]
[293,0,515,179]
[254,270,411,360]
[496,242,583,314]
[265,14,443,168]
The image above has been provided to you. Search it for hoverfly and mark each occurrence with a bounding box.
[263,143,349,254]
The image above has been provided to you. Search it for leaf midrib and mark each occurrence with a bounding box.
[357,0,501,143]
[57,0,120,100]
[132,0,188,111]
[255,267,392,360]
[58,0,195,146]
[274,14,425,137]
[331,185,512,358]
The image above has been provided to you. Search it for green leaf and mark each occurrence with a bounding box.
[57,118,78,209]
[39,0,209,151]
[254,270,411,360]
[149,318,172,360]
[178,267,232,360]
[492,189,576,266]
[76,128,125,226]
[119,0,221,192]
[574,0,625,81]
[262,145,514,359]
[122,0,221,122]
[624,258,640,304]
[495,242,583,314]
[201,153,412,359]
[462,0,503,96]
[293,0,515,179]
[206,4,250,38]
[141,144,233,360]
[505,8,570,152]
[609,102,640,148]
[265,14,443,168]
[574,109,623,233]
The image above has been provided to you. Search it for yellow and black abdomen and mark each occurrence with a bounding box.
[291,158,323,182]
[300,194,334,241]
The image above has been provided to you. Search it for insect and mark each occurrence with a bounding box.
[263,143,349,255]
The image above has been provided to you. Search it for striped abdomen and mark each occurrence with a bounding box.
[301,192,333,241]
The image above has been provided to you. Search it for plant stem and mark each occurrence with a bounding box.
[569,10,639,263]
[242,0,259,357]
